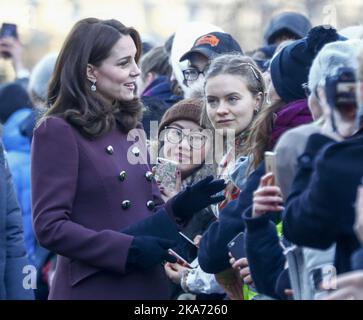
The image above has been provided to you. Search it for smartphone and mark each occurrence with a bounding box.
[178,232,198,258]
[227,232,246,260]
[0,23,18,59]
[264,151,278,186]
[168,249,196,268]
[154,157,178,191]
[0,23,18,39]
[168,232,199,268]
[311,265,336,299]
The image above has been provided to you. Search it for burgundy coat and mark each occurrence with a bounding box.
[31,116,171,300]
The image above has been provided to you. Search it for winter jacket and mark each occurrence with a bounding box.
[3,108,34,260]
[199,99,313,275]
[0,140,34,300]
[283,130,363,274]
[242,207,285,299]
[198,162,265,274]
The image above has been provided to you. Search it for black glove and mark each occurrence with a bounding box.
[170,175,226,221]
[121,209,180,243]
[126,236,177,272]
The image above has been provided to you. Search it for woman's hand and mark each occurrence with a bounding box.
[0,36,24,72]
[171,175,226,221]
[229,253,254,286]
[164,262,188,284]
[193,235,202,248]
[323,271,363,300]
[354,186,363,245]
[252,172,284,218]
[160,186,178,203]
[153,166,182,202]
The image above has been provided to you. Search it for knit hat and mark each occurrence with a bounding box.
[179,32,243,62]
[270,25,346,103]
[264,11,312,45]
[158,98,203,135]
[28,53,57,104]
[308,39,362,94]
[0,82,32,124]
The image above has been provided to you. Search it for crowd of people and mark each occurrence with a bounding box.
[0,10,363,300]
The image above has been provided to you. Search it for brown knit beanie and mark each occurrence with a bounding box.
[158,97,204,135]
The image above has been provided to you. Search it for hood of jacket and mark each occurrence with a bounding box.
[3,108,32,153]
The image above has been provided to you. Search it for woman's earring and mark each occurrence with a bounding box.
[91,81,97,92]
[254,108,259,115]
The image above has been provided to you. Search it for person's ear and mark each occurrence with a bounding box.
[86,64,97,82]
[145,72,156,84]
[254,92,263,112]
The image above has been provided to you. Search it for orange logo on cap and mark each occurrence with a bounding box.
[195,35,220,47]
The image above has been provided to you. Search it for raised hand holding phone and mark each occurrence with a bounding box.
[264,151,278,186]
[252,172,284,218]
[0,23,19,59]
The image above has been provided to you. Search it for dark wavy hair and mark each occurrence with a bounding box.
[44,18,143,137]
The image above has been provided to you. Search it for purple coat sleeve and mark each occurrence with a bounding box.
[31,117,133,274]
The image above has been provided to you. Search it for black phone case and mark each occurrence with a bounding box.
[227,232,246,260]
[0,23,18,39]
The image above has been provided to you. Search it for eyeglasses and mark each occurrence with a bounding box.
[182,68,204,82]
[162,126,208,149]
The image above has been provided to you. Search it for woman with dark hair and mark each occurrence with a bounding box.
[31,18,225,300]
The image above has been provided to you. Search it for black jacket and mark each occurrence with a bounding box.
[198,162,265,274]
[283,131,363,274]
[242,206,286,299]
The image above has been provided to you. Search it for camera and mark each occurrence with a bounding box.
[325,67,357,112]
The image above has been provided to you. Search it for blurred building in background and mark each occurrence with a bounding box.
[0,0,362,81]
